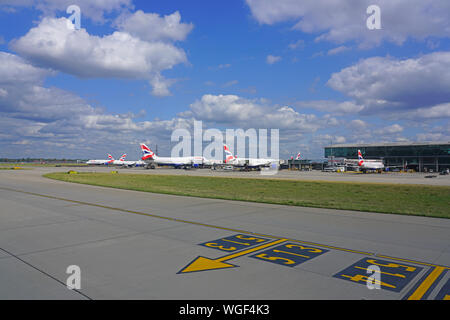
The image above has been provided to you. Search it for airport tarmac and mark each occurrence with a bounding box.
[39,165,450,185]
[0,167,449,299]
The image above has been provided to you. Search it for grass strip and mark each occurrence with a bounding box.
[44,172,450,219]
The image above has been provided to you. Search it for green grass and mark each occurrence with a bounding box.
[44,172,450,219]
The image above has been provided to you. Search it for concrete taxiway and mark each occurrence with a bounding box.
[0,167,449,299]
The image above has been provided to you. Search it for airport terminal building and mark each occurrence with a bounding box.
[324,141,450,172]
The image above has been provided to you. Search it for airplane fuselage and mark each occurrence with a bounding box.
[86,159,112,165]
[227,158,278,168]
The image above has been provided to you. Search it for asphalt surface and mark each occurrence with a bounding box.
[0,167,449,300]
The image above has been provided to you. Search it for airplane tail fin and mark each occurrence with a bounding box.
[140,143,155,160]
[119,154,127,161]
[295,152,301,160]
[223,144,236,163]
[107,154,114,164]
[358,150,364,166]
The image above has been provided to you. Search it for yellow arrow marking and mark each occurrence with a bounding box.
[178,238,287,273]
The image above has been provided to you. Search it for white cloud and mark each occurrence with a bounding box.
[403,103,450,120]
[416,132,450,142]
[0,52,53,85]
[0,51,194,158]
[187,94,326,133]
[312,134,346,145]
[246,0,450,47]
[350,119,368,130]
[296,100,364,115]
[375,124,404,135]
[327,52,450,115]
[266,55,281,64]
[114,10,194,42]
[327,46,350,55]
[11,17,189,96]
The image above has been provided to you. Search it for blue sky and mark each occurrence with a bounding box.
[0,0,449,160]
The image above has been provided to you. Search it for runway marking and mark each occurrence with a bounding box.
[178,238,288,273]
[1,185,449,291]
[199,234,270,253]
[334,257,423,292]
[406,266,447,300]
[249,243,329,267]
[435,278,450,300]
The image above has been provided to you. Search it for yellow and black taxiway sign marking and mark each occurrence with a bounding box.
[249,242,329,267]
[178,238,287,273]
[334,257,423,292]
[198,234,270,253]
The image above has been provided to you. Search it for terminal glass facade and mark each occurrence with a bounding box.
[324,143,450,172]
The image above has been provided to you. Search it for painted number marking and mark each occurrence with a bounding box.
[199,234,269,253]
[249,242,328,267]
[333,257,423,292]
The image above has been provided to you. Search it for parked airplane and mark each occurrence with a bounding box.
[140,143,205,169]
[223,144,279,169]
[112,154,145,168]
[86,154,115,165]
[111,154,126,165]
[357,150,384,172]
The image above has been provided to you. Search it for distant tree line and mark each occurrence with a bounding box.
[0,158,87,163]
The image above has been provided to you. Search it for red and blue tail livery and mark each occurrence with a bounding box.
[358,150,364,166]
[140,143,155,161]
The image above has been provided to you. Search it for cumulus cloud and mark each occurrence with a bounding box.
[327,52,450,116]
[114,10,193,42]
[375,124,404,135]
[186,94,329,133]
[350,119,369,130]
[2,52,339,159]
[312,134,346,145]
[246,0,450,47]
[11,17,190,96]
[402,103,450,120]
[0,51,194,158]
[416,125,450,142]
